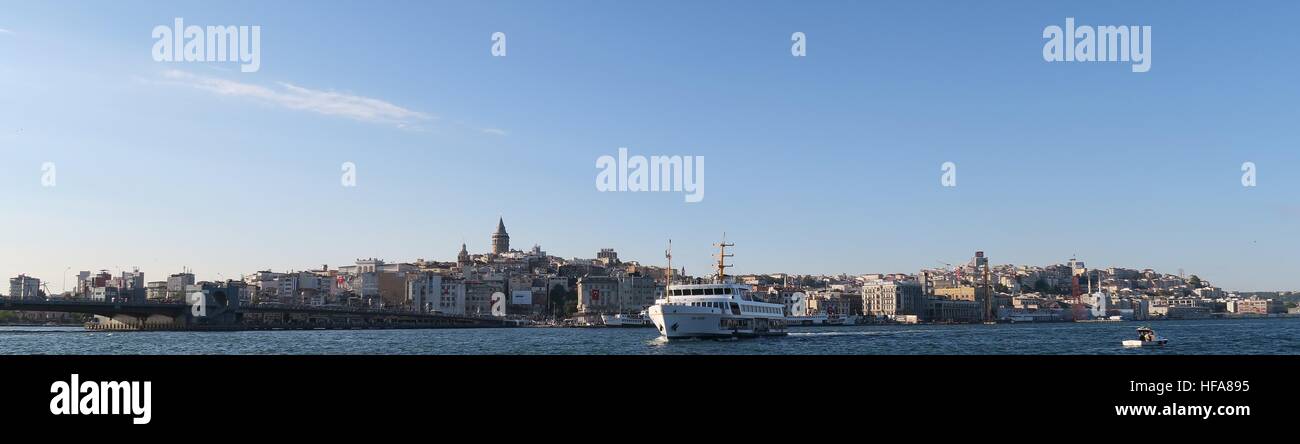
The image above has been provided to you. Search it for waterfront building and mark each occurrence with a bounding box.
[146,281,168,301]
[997,306,1065,322]
[806,289,859,315]
[464,279,504,315]
[575,274,662,315]
[925,298,982,323]
[438,279,467,315]
[111,269,146,302]
[74,271,90,296]
[406,273,443,313]
[8,274,41,300]
[576,275,619,314]
[1229,299,1270,315]
[79,271,111,298]
[934,286,988,302]
[506,274,540,315]
[167,272,196,300]
[89,286,118,302]
[862,280,924,318]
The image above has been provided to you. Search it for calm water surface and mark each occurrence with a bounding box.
[1,317,1297,355]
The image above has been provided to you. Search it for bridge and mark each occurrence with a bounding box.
[0,297,516,331]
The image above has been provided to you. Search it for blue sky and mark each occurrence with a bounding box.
[1,0,1297,291]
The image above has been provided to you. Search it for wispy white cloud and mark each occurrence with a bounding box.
[0,28,15,35]
[481,128,509,136]
[160,70,432,128]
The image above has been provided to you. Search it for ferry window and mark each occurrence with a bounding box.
[723,288,732,294]
[704,288,715,295]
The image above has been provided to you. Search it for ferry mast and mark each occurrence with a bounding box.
[713,235,733,283]
[665,239,673,303]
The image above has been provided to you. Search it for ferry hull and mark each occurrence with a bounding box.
[648,305,786,340]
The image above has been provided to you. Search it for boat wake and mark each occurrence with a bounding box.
[788,330,922,338]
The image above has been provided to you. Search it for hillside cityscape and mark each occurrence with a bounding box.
[4,218,1297,326]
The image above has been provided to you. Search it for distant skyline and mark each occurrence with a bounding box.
[2,1,1298,291]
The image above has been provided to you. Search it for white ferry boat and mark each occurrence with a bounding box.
[648,239,787,340]
[786,313,856,326]
[600,311,653,327]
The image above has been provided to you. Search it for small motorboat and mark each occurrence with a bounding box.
[1122,326,1168,347]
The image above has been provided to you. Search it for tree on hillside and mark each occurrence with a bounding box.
[1033,279,1051,294]
[549,284,577,319]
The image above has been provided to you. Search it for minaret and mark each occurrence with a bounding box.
[491,218,510,254]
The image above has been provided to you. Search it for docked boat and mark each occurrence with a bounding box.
[786,313,829,326]
[600,311,653,327]
[786,313,857,326]
[648,239,787,340]
[1122,327,1168,347]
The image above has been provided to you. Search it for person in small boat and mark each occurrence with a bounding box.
[1138,328,1154,342]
